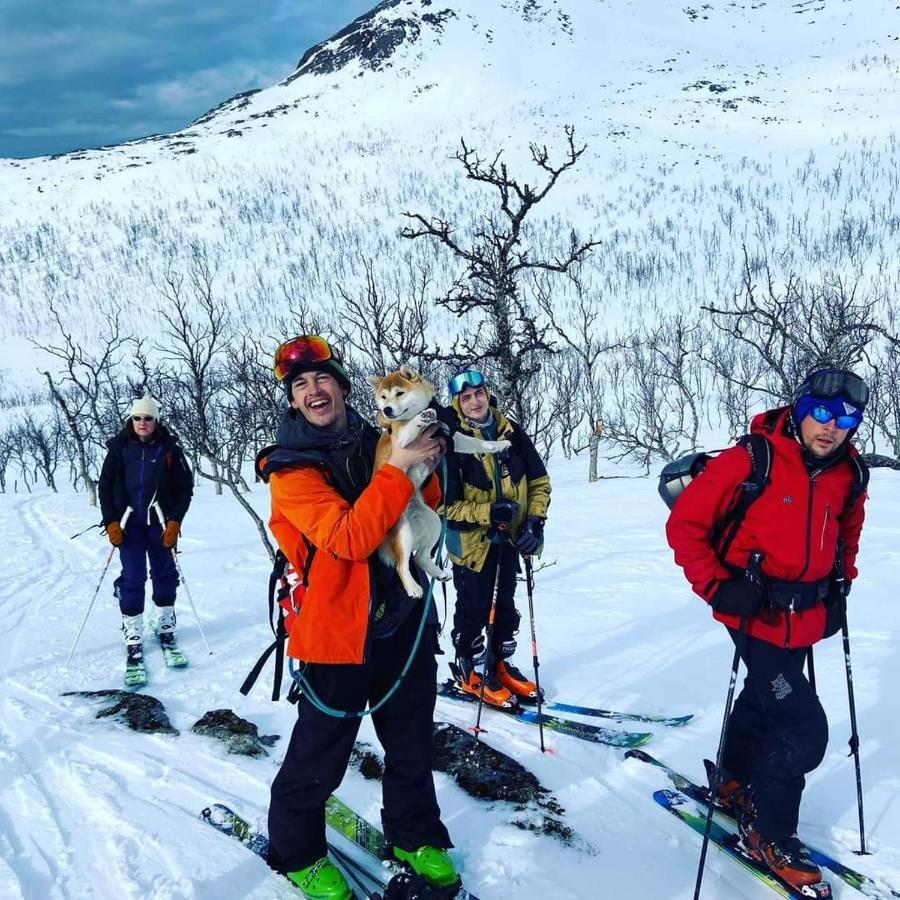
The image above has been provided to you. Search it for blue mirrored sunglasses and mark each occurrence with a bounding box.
[448,369,485,397]
[809,402,862,430]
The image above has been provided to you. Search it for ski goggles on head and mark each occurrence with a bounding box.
[797,396,863,430]
[447,369,485,397]
[273,335,341,383]
[797,368,869,410]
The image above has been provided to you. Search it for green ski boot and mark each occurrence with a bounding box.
[393,845,459,888]
[286,857,352,900]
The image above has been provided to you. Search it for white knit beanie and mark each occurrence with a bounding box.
[128,395,161,420]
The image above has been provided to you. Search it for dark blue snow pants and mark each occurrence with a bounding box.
[114,521,178,615]
[723,630,829,843]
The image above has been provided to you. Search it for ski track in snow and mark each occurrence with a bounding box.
[1,465,900,899]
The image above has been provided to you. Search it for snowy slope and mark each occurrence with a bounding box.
[1,457,899,899]
[2,0,900,371]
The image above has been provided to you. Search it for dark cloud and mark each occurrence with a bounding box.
[0,0,375,158]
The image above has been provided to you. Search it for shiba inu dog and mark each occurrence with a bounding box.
[367,365,510,598]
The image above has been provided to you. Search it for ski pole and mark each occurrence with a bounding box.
[154,501,213,655]
[472,551,504,747]
[833,539,867,854]
[694,610,749,900]
[842,611,868,854]
[524,555,546,753]
[65,506,132,667]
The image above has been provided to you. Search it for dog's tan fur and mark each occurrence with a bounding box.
[367,365,509,598]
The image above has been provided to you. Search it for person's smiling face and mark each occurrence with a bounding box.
[458,385,489,423]
[291,370,348,430]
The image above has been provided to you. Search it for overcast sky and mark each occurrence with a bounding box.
[0,0,374,159]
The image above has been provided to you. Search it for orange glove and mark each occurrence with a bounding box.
[107,521,124,547]
[162,520,181,549]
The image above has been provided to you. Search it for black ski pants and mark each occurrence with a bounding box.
[723,629,828,843]
[451,541,520,659]
[267,613,451,873]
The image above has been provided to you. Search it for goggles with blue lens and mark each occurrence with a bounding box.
[802,397,863,430]
[448,369,485,397]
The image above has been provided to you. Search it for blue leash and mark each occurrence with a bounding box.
[288,461,449,719]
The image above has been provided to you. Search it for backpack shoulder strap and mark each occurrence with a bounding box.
[844,453,869,514]
[710,434,773,563]
[239,550,290,700]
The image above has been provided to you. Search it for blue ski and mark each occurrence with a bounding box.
[627,749,900,899]
[653,788,828,898]
[546,699,691,727]
[437,681,652,748]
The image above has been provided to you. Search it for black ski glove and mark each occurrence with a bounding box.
[711,578,765,617]
[489,500,520,530]
[516,515,544,556]
[823,578,851,638]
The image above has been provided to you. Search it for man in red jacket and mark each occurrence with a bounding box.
[666,368,869,891]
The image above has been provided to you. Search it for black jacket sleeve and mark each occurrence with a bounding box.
[167,447,194,522]
[97,447,120,525]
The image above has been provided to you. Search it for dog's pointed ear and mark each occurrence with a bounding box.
[366,375,382,389]
[399,364,419,380]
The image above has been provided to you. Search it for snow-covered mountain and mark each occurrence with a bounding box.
[1,0,899,365]
[4,0,898,193]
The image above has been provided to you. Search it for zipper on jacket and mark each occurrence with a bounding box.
[820,504,831,552]
[139,445,147,521]
[796,472,820,583]
[787,471,820,647]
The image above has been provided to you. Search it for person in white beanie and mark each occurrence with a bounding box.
[97,395,193,686]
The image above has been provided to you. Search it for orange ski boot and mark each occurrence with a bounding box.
[455,658,516,709]
[494,660,543,703]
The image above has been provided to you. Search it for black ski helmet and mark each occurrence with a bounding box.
[794,368,869,411]
[658,452,711,510]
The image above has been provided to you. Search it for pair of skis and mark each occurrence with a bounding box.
[437,679,692,748]
[627,749,900,899]
[202,798,479,899]
[125,629,188,688]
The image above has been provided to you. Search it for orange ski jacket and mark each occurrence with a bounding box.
[263,455,442,664]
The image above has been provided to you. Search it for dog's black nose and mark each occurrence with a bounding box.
[384,406,394,418]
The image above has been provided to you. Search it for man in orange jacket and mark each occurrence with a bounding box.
[257,336,458,900]
[666,368,869,892]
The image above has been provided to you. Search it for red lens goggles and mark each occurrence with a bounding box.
[273,335,339,382]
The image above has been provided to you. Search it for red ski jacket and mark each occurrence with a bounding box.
[666,408,866,648]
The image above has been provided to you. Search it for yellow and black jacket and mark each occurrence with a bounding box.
[442,400,551,573]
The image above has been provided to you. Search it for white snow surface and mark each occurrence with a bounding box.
[2,456,899,899]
